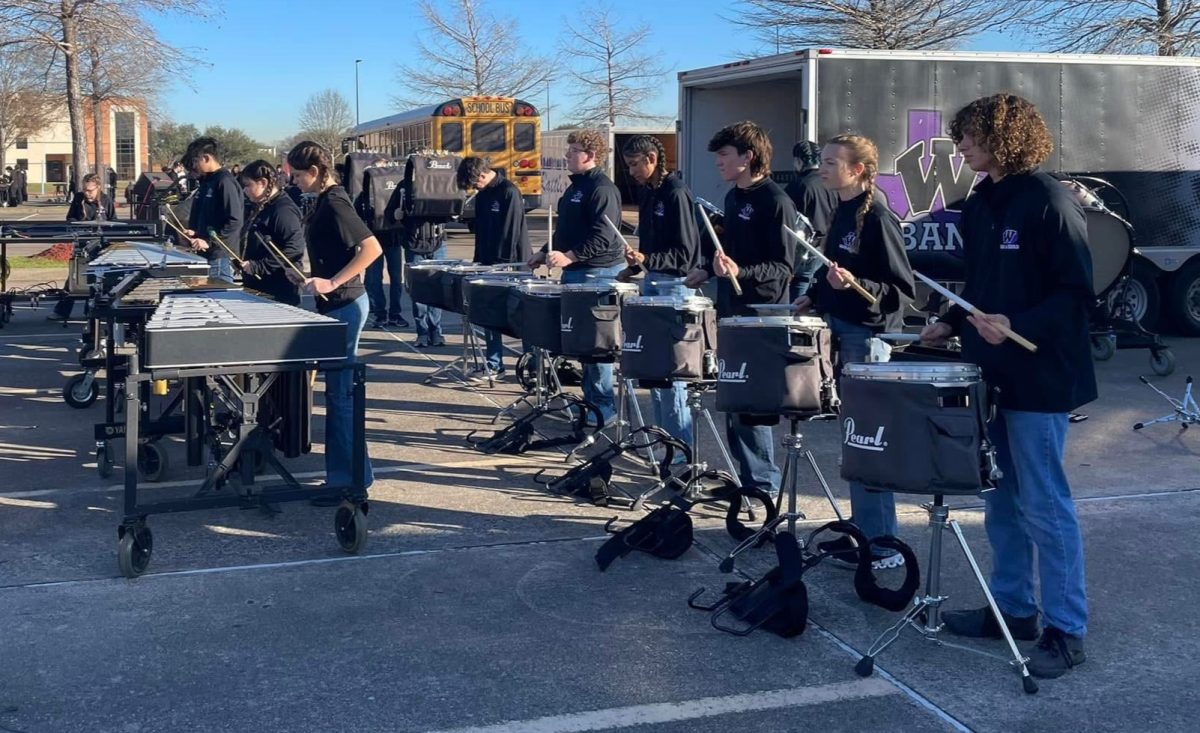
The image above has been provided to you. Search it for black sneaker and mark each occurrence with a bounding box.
[942,606,1040,641]
[388,315,409,328]
[369,315,389,329]
[1026,627,1086,679]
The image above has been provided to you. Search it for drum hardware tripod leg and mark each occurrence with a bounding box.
[854,495,1038,694]
[567,378,656,472]
[495,348,566,422]
[720,420,842,572]
[1133,375,1198,431]
[423,314,487,386]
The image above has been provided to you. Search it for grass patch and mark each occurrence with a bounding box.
[2,256,67,269]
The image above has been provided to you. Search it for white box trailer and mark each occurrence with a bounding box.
[678,48,1200,335]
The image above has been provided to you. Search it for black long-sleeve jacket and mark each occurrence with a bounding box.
[241,192,306,305]
[550,167,623,270]
[187,168,244,262]
[66,192,115,222]
[473,171,530,265]
[704,177,796,317]
[810,191,915,332]
[635,173,700,277]
[939,169,1097,412]
[784,169,838,239]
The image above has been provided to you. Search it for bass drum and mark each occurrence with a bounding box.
[1085,205,1132,297]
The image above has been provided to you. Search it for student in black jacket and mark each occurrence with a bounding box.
[785,141,838,298]
[402,215,449,348]
[795,134,915,571]
[360,157,408,330]
[457,156,530,378]
[237,160,305,305]
[527,129,624,424]
[684,121,796,497]
[620,134,700,447]
[183,136,244,283]
[920,94,1096,679]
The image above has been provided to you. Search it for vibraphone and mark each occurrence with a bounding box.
[115,290,362,578]
[64,241,208,410]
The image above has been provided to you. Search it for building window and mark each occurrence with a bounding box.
[16,158,28,171]
[114,111,136,180]
[15,137,28,149]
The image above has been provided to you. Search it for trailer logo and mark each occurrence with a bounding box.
[876,110,983,255]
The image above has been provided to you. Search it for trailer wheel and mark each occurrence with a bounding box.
[1108,260,1161,331]
[1090,334,1116,361]
[1167,259,1200,336]
[1150,348,1176,377]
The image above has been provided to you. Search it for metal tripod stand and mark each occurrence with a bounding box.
[720,415,845,572]
[656,382,746,500]
[566,375,656,470]
[854,495,1038,694]
[1133,375,1198,431]
[424,314,490,386]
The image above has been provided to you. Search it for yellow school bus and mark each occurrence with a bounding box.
[344,95,542,213]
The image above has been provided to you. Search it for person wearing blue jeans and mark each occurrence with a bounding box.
[527,130,625,423]
[794,133,915,569]
[287,139,382,505]
[182,136,243,285]
[923,93,1096,679]
[364,239,407,327]
[402,218,448,347]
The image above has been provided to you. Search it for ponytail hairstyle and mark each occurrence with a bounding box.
[825,134,879,253]
[286,140,338,190]
[621,134,669,188]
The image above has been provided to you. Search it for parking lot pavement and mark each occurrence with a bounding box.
[1,255,1198,731]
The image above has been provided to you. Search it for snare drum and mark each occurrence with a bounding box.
[559,281,639,362]
[440,264,498,315]
[715,315,835,416]
[406,259,468,310]
[465,273,529,337]
[839,362,992,495]
[620,295,716,383]
[519,281,563,352]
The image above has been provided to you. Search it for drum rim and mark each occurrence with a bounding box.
[561,282,640,292]
[625,295,715,308]
[718,315,827,327]
[843,361,981,381]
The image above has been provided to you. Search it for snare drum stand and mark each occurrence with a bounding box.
[720,415,845,572]
[424,314,490,387]
[659,382,745,501]
[567,376,656,471]
[854,494,1038,694]
[495,347,565,421]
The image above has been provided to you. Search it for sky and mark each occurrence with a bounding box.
[150,0,1029,144]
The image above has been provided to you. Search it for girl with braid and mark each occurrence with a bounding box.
[621,134,701,447]
[794,133,915,570]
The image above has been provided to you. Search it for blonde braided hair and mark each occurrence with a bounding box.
[826,134,879,253]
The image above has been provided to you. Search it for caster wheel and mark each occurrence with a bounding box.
[63,373,99,409]
[97,444,115,478]
[855,656,875,677]
[117,525,153,578]
[1022,675,1039,694]
[1150,349,1175,377]
[515,352,538,393]
[1090,335,1116,361]
[334,503,368,553]
[137,442,169,482]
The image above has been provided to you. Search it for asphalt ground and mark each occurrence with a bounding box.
[1,204,1198,732]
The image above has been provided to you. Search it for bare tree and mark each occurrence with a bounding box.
[0,42,58,172]
[297,89,355,156]
[0,0,209,182]
[392,0,554,108]
[1022,0,1200,55]
[733,0,1030,51]
[561,6,668,126]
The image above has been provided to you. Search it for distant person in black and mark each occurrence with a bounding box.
[105,166,117,203]
[922,94,1095,679]
[456,155,530,379]
[238,160,306,306]
[50,173,116,321]
[361,157,409,330]
[526,129,624,424]
[685,120,796,497]
[183,136,244,283]
[785,141,838,299]
[795,133,915,571]
[288,140,382,501]
[620,134,700,447]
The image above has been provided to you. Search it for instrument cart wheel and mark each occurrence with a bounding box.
[515,352,538,393]
[63,373,99,409]
[1150,348,1176,377]
[1090,334,1116,361]
[96,443,115,478]
[136,441,169,483]
[117,524,154,578]
[334,502,368,554]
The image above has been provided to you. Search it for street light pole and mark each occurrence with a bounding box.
[355,59,362,128]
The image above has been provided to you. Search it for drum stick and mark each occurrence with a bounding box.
[784,225,877,306]
[913,270,1037,353]
[254,231,327,301]
[693,202,743,296]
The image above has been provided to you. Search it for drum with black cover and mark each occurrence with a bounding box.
[715,315,836,417]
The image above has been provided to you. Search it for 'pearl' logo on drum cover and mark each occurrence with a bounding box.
[623,334,643,352]
[717,359,749,383]
[843,418,888,451]
[561,317,573,333]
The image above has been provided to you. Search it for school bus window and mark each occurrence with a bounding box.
[441,122,463,152]
[514,123,536,152]
[470,122,506,152]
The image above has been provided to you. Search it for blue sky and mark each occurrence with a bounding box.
[152,0,1026,144]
